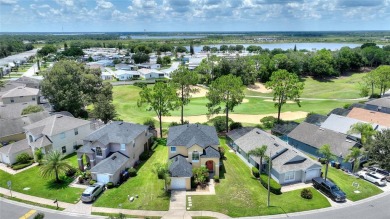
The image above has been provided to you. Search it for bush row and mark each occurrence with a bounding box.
[259,173,282,195]
[12,160,34,170]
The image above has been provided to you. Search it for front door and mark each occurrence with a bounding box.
[206,160,214,172]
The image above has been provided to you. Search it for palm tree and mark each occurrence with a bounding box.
[40,150,72,183]
[344,147,362,173]
[348,123,377,147]
[248,145,268,172]
[319,144,336,182]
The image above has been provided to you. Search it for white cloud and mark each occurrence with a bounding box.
[96,0,114,9]
[0,0,17,5]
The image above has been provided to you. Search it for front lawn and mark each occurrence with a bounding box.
[323,166,383,201]
[93,144,170,210]
[189,138,330,217]
[0,154,83,203]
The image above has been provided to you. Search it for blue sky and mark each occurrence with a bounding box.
[0,0,389,32]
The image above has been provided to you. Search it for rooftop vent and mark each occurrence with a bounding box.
[56,115,63,118]
[256,131,261,134]
[274,143,279,147]
[118,122,123,125]
[112,156,117,160]
[319,128,324,131]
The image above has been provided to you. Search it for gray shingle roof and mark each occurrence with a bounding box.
[167,124,219,148]
[271,122,299,135]
[0,111,51,139]
[0,82,25,97]
[226,127,254,141]
[14,77,41,89]
[84,121,148,145]
[288,122,357,157]
[77,145,95,154]
[2,86,39,98]
[90,152,128,174]
[229,127,321,173]
[366,96,390,109]
[304,114,328,125]
[201,146,220,158]
[327,108,350,117]
[0,139,29,155]
[0,102,36,119]
[24,115,90,137]
[169,155,193,177]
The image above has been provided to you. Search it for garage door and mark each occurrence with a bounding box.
[306,169,320,182]
[171,178,186,190]
[96,174,110,184]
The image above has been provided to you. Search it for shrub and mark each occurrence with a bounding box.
[106,182,114,189]
[12,160,33,170]
[155,78,169,83]
[21,105,44,115]
[65,167,77,177]
[134,82,147,88]
[34,148,43,163]
[33,212,45,219]
[218,147,225,159]
[89,180,97,185]
[252,167,260,178]
[191,177,197,188]
[370,93,381,98]
[210,116,233,132]
[260,173,282,195]
[16,153,31,164]
[213,175,220,182]
[318,158,327,164]
[154,162,168,179]
[229,122,242,130]
[169,121,179,127]
[260,116,277,129]
[139,151,149,161]
[143,118,155,129]
[156,138,167,146]
[343,103,352,109]
[128,167,137,177]
[301,188,313,199]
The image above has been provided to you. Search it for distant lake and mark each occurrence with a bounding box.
[186,43,364,53]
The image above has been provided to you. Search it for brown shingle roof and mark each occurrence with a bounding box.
[347,108,390,127]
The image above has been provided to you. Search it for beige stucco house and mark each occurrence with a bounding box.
[167,124,220,190]
[23,115,93,156]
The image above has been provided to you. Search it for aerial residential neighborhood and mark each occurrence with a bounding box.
[1,1,390,219]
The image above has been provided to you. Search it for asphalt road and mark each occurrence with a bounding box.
[0,198,103,219]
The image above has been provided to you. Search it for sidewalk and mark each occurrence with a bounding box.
[0,163,38,175]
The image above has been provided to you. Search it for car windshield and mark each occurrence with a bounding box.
[82,193,90,197]
[331,185,340,191]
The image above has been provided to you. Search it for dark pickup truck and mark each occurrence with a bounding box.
[312,177,346,202]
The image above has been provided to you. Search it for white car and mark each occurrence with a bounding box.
[358,171,387,186]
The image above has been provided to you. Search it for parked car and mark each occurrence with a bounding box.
[358,171,387,186]
[81,182,105,202]
[312,177,346,202]
[365,166,390,182]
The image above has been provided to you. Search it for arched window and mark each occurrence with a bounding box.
[96,147,102,156]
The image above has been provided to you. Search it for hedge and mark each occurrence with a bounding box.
[12,160,34,170]
[260,173,282,195]
[252,167,260,178]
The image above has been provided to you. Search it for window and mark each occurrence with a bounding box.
[133,142,135,148]
[121,143,126,150]
[285,171,295,182]
[61,146,66,154]
[60,132,65,139]
[96,147,102,156]
[74,128,78,135]
[192,151,199,162]
[32,97,36,101]
[170,146,176,153]
[10,98,14,103]
[29,135,33,143]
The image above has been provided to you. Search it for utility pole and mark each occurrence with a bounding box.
[267,151,271,207]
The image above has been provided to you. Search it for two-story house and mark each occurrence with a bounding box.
[167,124,220,190]
[77,121,153,184]
[23,115,93,156]
[1,86,39,105]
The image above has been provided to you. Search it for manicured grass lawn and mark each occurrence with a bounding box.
[0,154,83,203]
[93,145,170,210]
[245,72,378,99]
[323,166,383,201]
[189,138,330,217]
[113,85,355,125]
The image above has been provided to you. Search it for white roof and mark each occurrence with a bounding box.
[115,70,139,76]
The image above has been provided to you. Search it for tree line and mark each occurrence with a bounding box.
[0,39,34,58]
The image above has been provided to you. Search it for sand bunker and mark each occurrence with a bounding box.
[155,111,308,124]
[178,85,208,98]
[247,83,272,93]
[263,99,299,104]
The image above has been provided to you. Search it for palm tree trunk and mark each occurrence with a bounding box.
[55,170,59,182]
[260,157,263,172]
